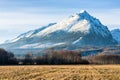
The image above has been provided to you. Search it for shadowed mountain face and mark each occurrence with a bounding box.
[0,10,117,50]
[111,29,120,43]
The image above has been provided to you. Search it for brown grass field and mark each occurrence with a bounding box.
[0,65,120,80]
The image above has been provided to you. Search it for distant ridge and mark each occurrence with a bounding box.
[111,29,120,43]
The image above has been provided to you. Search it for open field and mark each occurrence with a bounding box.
[0,65,120,80]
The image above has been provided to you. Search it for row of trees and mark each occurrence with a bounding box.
[89,53,120,64]
[22,50,89,65]
[0,48,17,65]
[1,48,120,65]
[0,48,89,65]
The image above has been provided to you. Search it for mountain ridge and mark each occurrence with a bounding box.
[0,10,117,50]
[111,29,120,43]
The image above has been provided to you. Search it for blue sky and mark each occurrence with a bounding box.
[0,0,120,43]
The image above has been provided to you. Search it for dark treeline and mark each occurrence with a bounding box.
[21,49,89,65]
[0,48,120,65]
[89,53,120,64]
[0,48,18,65]
[34,50,89,65]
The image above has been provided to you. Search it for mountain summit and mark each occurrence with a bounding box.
[0,10,117,49]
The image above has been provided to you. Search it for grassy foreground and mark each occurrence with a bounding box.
[0,65,120,80]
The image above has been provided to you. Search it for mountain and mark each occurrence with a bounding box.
[0,10,117,50]
[111,29,120,43]
[5,23,56,43]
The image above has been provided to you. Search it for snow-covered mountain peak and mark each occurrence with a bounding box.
[79,10,90,16]
[1,10,117,50]
[80,10,86,13]
[34,10,101,36]
[70,10,91,20]
[67,10,109,36]
[69,10,103,28]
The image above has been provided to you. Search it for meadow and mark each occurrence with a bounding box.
[0,65,120,80]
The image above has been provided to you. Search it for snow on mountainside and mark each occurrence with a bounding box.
[111,29,120,43]
[5,23,56,43]
[31,10,110,37]
[0,10,117,49]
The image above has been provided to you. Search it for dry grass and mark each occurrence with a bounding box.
[0,65,120,80]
